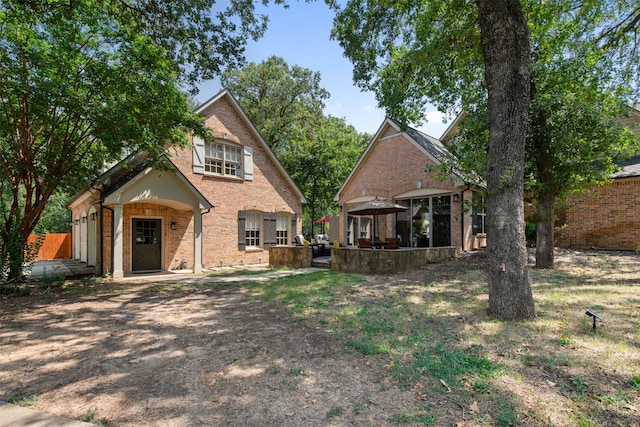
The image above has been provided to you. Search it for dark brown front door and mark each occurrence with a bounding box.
[132,219,162,272]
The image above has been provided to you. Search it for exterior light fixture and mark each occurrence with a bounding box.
[81,216,87,223]
[586,309,603,332]
[452,193,459,202]
[74,219,79,225]
[170,222,177,230]
[90,212,97,220]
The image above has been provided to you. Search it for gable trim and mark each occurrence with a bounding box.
[334,118,453,202]
[196,90,307,204]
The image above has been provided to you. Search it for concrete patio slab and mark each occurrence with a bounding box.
[0,401,94,427]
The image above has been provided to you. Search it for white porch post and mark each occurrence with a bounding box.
[113,204,124,279]
[194,208,203,273]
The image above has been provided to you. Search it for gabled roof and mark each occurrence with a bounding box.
[334,118,460,202]
[613,154,640,179]
[195,89,307,204]
[389,118,453,164]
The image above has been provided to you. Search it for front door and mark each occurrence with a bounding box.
[132,219,162,272]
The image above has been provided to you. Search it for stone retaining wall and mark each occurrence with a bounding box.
[269,246,313,269]
[331,247,460,274]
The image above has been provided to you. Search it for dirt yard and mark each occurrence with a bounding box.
[1,249,639,426]
[1,270,427,426]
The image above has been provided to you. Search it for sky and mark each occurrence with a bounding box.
[196,1,450,138]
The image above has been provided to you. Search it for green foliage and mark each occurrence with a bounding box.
[494,400,518,427]
[6,390,39,407]
[34,190,72,234]
[222,56,330,153]
[81,407,108,425]
[222,56,370,236]
[325,406,344,418]
[411,343,497,388]
[0,0,277,280]
[389,412,438,426]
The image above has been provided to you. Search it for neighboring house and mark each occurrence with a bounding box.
[555,107,640,250]
[67,90,306,278]
[428,106,640,251]
[334,118,484,251]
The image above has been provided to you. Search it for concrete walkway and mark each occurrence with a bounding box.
[28,259,326,283]
[28,259,95,279]
[0,401,94,426]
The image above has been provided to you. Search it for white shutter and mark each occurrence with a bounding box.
[244,146,253,181]
[193,136,205,174]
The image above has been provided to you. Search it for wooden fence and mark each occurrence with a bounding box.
[27,233,71,261]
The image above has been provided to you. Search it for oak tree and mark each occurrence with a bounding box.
[332,0,535,319]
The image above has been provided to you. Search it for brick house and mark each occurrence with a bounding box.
[67,90,306,278]
[552,107,640,250]
[334,118,483,251]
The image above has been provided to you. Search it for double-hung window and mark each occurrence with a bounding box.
[245,212,261,248]
[204,141,242,177]
[276,213,290,246]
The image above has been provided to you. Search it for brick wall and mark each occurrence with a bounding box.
[169,94,303,268]
[338,130,464,247]
[556,177,640,250]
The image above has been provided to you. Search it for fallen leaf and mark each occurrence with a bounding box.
[440,379,451,392]
[469,401,479,413]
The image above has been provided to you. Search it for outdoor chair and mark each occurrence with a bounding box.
[358,238,372,249]
[386,237,400,249]
[294,234,307,246]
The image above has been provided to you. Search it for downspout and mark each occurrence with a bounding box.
[459,183,471,251]
[198,207,211,269]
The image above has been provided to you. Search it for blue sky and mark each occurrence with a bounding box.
[196,1,450,138]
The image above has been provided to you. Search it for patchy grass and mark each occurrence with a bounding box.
[207,267,289,277]
[6,389,39,407]
[243,250,640,426]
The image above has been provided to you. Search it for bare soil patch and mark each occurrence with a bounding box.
[1,273,421,426]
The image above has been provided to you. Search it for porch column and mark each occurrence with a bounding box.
[342,207,349,246]
[113,204,124,279]
[194,208,203,273]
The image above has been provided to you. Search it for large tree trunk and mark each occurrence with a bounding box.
[535,188,556,268]
[476,0,535,320]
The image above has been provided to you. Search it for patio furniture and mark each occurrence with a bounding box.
[349,197,408,241]
[373,240,387,249]
[310,243,329,257]
[386,237,400,249]
[358,238,372,249]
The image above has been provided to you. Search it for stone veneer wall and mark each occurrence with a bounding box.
[331,247,460,274]
[268,246,313,269]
